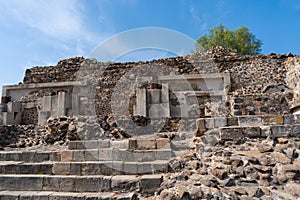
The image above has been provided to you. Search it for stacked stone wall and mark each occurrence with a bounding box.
[231,93,292,116]
[20,48,300,119]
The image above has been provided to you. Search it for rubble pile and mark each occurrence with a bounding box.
[156,133,300,199]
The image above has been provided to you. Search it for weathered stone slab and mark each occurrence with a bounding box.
[123,162,138,174]
[75,177,101,192]
[99,148,113,161]
[110,140,128,149]
[270,125,291,137]
[43,176,60,191]
[84,149,99,161]
[220,127,243,141]
[101,176,112,192]
[156,138,170,149]
[136,139,156,150]
[137,163,152,174]
[53,163,70,175]
[238,116,262,126]
[214,117,227,128]
[227,117,239,126]
[139,174,163,194]
[242,127,261,138]
[111,175,139,192]
[61,151,73,162]
[262,115,284,125]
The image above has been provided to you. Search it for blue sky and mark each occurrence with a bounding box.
[0,0,300,90]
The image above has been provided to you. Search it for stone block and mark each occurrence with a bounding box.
[59,177,76,192]
[19,191,35,200]
[112,149,130,161]
[111,175,139,192]
[293,114,300,124]
[152,161,169,173]
[68,141,80,150]
[34,152,50,162]
[260,126,271,137]
[196,118,206,137]
[284,115,294,125]
[49,192,85,200]
[84,140,99,149]
[98,140,110,148]
[75,177,101,192]
[111,161,124,175]
[0,176,16,190]
[43,176,60,191]
[128,139,137,150]
[156,138,170,149]
[84,149,99,161]
[99,162,114,175]
[136,139,156,150]
[137,163,152,174]
[2,164,18,174]
[139,174,163,194]
[6,152,22,161]
[17,175,43,191]
[53,163,70,175]
[242,127,261,138]
[34,192,55,200]
[214,117,227,128]
[110,140,128,149]
[72,150,85,162]
[227,117,239,126]
[204,118,214,129]
[291,125,300,136]
[50,152,61,161]
[21,152,36,162]
[132,151,156,162]
[70,163,81,175]
[270,125,291,138]
[101,176,112,192]
[61,151,73,162]
[0,191,26,200]
[80,163,100,175]
[238,116,262,126]
[123,162,138,174]
[156,150,172,160]
[99,148,112,161]
[262,115,284,125]
[18,163,52,174]
[220,127,243,141]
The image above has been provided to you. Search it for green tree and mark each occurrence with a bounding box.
[196,24,262,55]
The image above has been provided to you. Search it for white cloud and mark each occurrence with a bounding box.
[189,2,208,31]
[1,0,100,44]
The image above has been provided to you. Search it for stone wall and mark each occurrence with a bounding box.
[19,47,299,119]
[23,57,84,84]
[230,93,292,116]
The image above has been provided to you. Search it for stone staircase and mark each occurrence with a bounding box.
[196,114,300,142]
[0,138,177,199]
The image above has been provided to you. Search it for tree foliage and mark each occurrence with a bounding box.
[196,24,262,55]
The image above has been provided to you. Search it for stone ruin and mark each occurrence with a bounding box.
[0,47,299,199]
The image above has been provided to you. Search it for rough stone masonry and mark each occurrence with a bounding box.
[0,46,299,199]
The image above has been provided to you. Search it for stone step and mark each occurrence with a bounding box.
[53,161,169,175]
[0,151,61,162]
[196,114,300,132]
[0,161,53,175]
[0,190,138,200]
[219,124,300,141]
[68,138,170,151]
[0,174,162,194]
[0,160,169,176]
[61,149,173,162]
